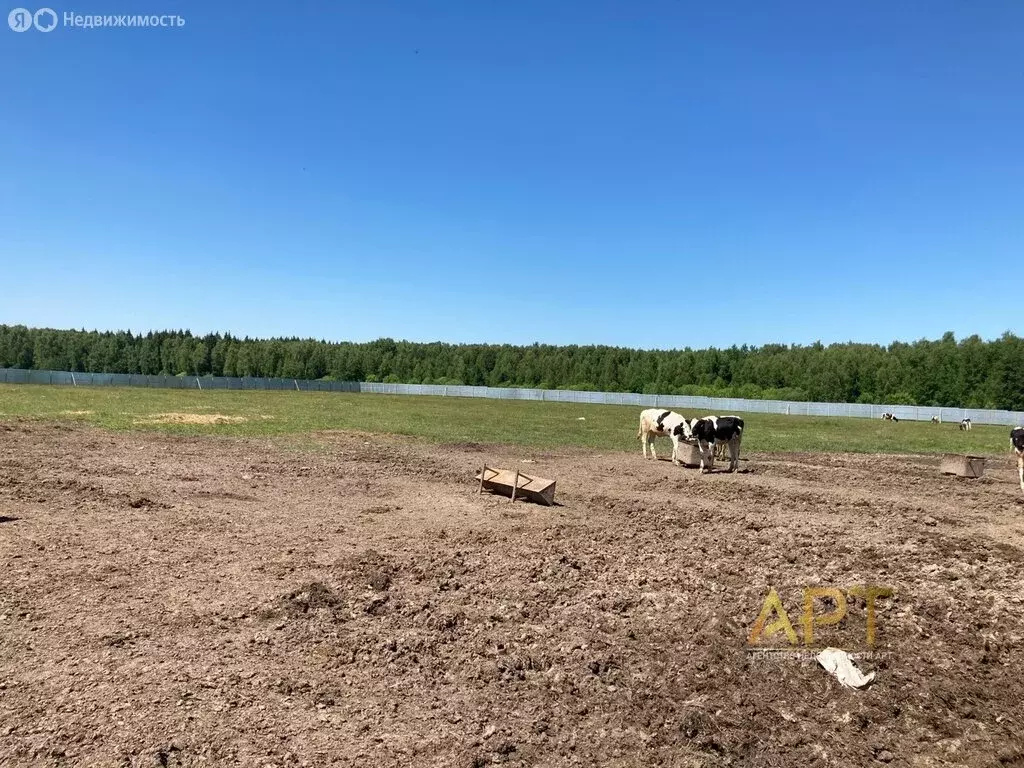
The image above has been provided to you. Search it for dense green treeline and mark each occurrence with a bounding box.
[1,324,1023,409]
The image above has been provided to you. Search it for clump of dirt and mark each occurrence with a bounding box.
[441,442,487,452]
[135,412,247,425]
[368,570,391,591]
[361,504,401,516]
[272,582,345,618]
[335,548,398,593]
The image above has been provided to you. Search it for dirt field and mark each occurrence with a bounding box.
[1,421,1023,767]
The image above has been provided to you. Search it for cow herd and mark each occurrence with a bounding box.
[927,415,973,430]
[639,408,1024,493]
[896,414,974,430]
[898,414,974,430]
[636,408,744,473]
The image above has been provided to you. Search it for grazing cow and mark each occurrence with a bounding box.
[636,408,691,466]
[881,413,899,422]
[959,418,972,431]
[686,415,744,473]
[931,416,940,424]
[1012,428,1024,493]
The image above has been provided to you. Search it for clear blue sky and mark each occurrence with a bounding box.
[2,1,1021,350]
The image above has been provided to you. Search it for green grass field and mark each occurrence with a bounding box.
[0,382,1015,457]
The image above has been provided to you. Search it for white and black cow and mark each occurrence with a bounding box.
[1011,428,1024,494]
[959,418,972,431]
[686,415,743,473]
[881,412,899,422]
[637,408,691,466]
[931,416,940,424]
[712,417,744,460]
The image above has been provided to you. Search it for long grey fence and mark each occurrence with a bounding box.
[1,367,1021,427]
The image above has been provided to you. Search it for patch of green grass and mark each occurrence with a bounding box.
[0,383,1014,456]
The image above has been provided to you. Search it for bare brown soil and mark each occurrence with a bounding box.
[1,421,1023,767]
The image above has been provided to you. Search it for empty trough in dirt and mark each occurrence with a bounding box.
[476,465,556,506]
[940,454,987,478]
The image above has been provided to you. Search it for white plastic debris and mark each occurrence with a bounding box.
[577,417,586,421]
[815,648,876,689]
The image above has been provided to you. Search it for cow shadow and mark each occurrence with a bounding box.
[652,457,753,474]
[0,516,21,524]
[655,456,753,468]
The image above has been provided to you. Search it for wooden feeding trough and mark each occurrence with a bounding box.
[476,465,556,506]
[940,454,987,479]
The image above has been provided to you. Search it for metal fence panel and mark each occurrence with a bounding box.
[2,367,1023,427]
